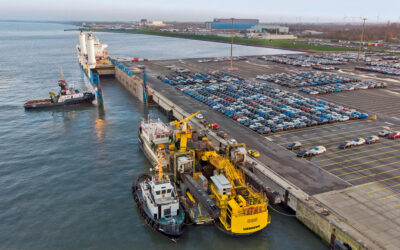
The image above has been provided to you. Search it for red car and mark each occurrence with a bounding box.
[388,131,400,139]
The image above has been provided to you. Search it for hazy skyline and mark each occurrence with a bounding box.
[0,0,399,23]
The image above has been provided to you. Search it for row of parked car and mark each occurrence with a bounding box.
[165,65,191,74]
[355,66,400,76]
[366,61,400,69]
[256,72,358,88]
[287,141,327,158]
[339,136,380,149]
[161,72,236,86]
[298,81,387,95]
[258,54,349,67]
[379,130,400,139]
[197,56,248,63]
[160,71,368,134]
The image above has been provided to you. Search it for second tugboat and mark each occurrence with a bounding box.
[24,71,95,110]
[132,153,185,241]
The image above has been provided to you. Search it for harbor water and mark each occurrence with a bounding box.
[0,21,327,249]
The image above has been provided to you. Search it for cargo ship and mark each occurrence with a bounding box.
[24,75,95,110]
[76,31,114,107]
[136,111,271,235]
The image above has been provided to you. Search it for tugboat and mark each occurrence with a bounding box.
[132,155,185,241]
[24,72,95,110]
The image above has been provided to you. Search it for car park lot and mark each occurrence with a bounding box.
[267,119,400,195]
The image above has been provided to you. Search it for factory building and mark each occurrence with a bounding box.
[249,25,289,34]
[206,18,259,30]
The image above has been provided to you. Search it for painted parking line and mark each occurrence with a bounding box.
[318,133,389,148]
[346,166,400,182]
[338,160,400,177]
[300,127,382,146]
[318,142,400,162]
[356,175,400,188]
[273,120,361,136]
[378,192,400,201]
[321,149,400,168]
[367,183,400,194]
[317,140,392,157]
[329,155,400,172]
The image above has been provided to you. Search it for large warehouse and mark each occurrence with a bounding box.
[205,18,259,30]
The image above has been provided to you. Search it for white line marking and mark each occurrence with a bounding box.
[281,126,382,142]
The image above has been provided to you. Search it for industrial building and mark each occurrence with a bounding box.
[249,24,289,34]
[206,18,259,30]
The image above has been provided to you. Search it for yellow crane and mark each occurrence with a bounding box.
[199,148,270,235]
[173,111,200,152]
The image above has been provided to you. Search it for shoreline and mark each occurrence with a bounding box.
[92,28,360,53]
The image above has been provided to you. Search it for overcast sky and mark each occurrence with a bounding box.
[0,0,399,23]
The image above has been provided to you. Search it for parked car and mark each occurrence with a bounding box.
[339,141,353,149]
[351,138,366,146]
[388,131,400,139]
[195,113,204,119]
[297,150,312,158]
[248,149,260,158]
[227,138,238,145]
[287,141,302,150]
[378,130,391,137]
[210,123,220,130]
[365,136,380,144]
[217,131,228,139]
[310,146,327,155]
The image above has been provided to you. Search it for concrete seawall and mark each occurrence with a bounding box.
[115,67,144,102]
[111,65,379,250]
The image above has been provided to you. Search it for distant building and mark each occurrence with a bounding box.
[206,18,259,30]
[249,25,289,34]
[140,19,148,26]
[302,30,323,35]
[149,21,165,26]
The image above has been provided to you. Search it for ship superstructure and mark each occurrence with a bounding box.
[76,31,114,107]
[138,117,172,168]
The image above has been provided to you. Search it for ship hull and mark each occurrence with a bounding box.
[137,129,159,167]
[132,174,185,240]
[24,93,95,110]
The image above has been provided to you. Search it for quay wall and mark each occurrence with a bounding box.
[111,67,375,250]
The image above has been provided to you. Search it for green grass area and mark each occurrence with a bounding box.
[94,28,360,52]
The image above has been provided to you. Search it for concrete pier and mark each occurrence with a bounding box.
[107,56,400,250]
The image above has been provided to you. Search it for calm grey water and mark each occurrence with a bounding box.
[0,21,326,250]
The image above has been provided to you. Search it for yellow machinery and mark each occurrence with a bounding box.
[172,111,200,152]
[199,147,270,235]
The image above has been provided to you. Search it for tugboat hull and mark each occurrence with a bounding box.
[132,174,185,240]
[24,93,95,110]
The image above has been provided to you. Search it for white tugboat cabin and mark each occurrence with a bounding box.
[140,175,180,220]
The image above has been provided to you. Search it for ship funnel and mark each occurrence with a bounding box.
[87,32,96,69]
[79,31,87,56]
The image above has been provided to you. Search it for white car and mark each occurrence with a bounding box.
[378,130,391,137]
[227,138,238,145]
[195,113,204,119]
[310,146,326,155]
[338,116,349,121]
[351,138,366,146]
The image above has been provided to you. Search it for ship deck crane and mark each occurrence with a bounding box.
[173,111,200,152]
